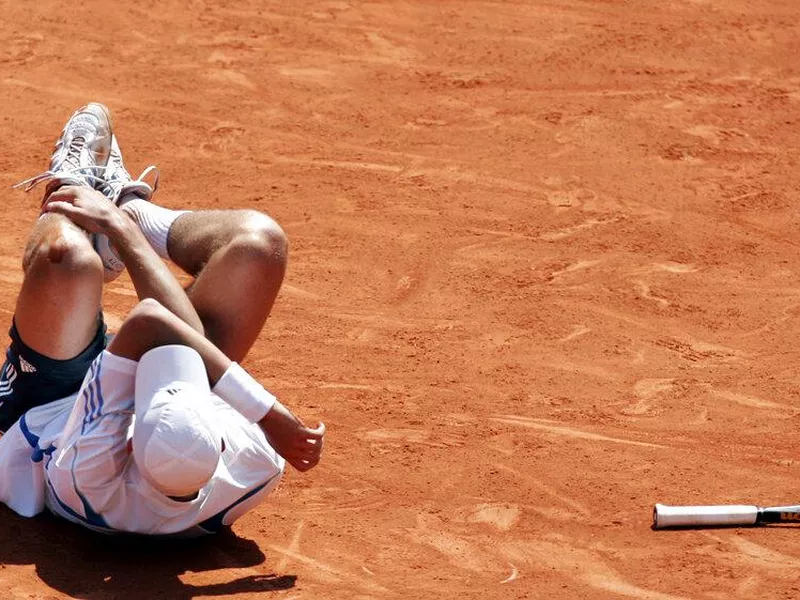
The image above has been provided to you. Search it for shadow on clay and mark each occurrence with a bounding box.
[0,504,296,599]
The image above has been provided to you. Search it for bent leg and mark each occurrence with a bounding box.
[108,299,230,382]
[166,210,287,362]
[15,213,104,359]
[0,214,106,432]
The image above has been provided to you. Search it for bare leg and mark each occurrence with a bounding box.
[15,213,104,359]
[165,210,287,362]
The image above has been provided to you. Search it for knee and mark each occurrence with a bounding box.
[23,222,103,281]
[227,211,288,271]
[127,299,172,330]
[111,299,177,360]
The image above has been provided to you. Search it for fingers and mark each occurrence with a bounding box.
[290,422,326,472]
[291,455,320,472]
[42,187,89,217]
[39,186,119,234]
[44,189,76,204]
[293,436,322,457]
[43,185,106,208]
[43,200,81,218]
[305,421,325,452]
[46,185,83,199]
[41,189,77,212]
[42,184,93,207]
[296,443,320,458]
[308,422,326,438]
[262,410,326,473]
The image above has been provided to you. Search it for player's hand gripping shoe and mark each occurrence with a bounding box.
[14,103,112,193]
[13,103,124,280]
[92,134,159,281]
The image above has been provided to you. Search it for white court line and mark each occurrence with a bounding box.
[276,521,305,572]
[265,543,394,595]
[490,415,665,448]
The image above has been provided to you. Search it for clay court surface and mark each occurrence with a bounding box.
[1,0,800,598]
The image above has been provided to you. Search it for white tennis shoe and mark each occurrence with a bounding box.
[14,103,112,192]
[93,133,159,281]
[15,104,160,282]
[97,134,159,206]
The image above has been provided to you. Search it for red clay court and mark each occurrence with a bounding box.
[1,1,800,598]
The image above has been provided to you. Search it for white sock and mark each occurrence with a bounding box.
[121,199,187,260]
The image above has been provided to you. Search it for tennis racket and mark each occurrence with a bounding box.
[653,503,800,529]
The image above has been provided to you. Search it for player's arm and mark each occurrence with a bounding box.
[42,186,204,334]
[109,299,324,472]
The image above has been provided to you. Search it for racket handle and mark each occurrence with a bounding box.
[653,503,759,529]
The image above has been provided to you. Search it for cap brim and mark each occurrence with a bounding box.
[135,345,210,416]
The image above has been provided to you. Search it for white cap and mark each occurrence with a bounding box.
[133,345,222,498]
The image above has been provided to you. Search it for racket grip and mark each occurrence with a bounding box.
[653,503,759,529]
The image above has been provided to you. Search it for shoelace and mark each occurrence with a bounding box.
[13,146,160,204]
[96,164,160,202]
[12,136,107,192]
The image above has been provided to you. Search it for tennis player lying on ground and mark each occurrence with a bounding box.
[0,103,324,536]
